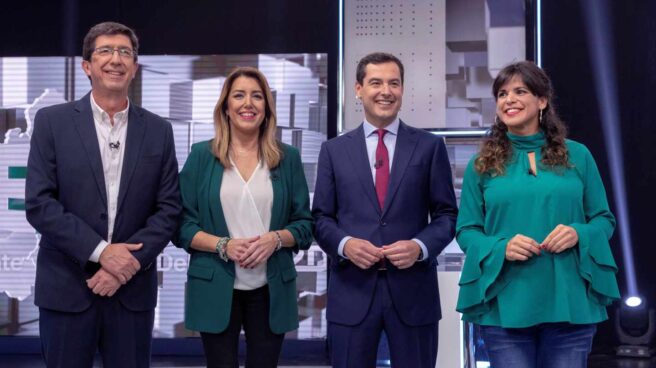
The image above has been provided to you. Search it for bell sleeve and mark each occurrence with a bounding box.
[570,146,620,306]
[455,159,509,316]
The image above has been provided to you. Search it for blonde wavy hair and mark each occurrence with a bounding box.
[212,66,282,169]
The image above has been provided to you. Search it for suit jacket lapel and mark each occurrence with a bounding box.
[269,166,284,231]
[117,104,146,212]
[73,93,107,208]
[267,165,284,278]
[346,125,381,215]
[207,158,234,277]
[383,121,418,215]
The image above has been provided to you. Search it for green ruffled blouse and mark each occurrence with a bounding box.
[456,131,620,328]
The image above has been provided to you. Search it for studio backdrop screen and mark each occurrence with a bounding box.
[343,0,527,130]
[0,53,328,339]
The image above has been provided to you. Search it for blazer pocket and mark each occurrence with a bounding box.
[281,267,298,283]
[187,264,214,281]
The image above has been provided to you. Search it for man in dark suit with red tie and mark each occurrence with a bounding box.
[312,52,458,367]
[25,22,181,367]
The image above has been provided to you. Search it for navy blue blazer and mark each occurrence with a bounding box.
[312,121,458,326]
[25,92,181,312]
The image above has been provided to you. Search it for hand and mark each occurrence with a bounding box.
[99,243,142,284]
[343,238,383,270]
[381,240,421,269]
[239,233,278,269]
[505,234,541,261]
[225,236,259,263]
[86,268,121,297]
[541,225,578,253]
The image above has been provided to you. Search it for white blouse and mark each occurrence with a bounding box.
[220,159,273,290]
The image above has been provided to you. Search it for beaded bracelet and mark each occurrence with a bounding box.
[273,231,283,251]
[215,236,231,262]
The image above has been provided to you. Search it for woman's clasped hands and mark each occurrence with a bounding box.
[226,232,279,268]
[505,224,579,261]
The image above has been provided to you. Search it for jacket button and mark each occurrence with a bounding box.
[380,220,387,226]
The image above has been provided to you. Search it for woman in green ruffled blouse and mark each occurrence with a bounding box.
[456,61,619,368]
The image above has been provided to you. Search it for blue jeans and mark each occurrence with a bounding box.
[480,322,597,368]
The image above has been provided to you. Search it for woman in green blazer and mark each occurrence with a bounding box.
[456,61,619,368]
[175,67,313,368]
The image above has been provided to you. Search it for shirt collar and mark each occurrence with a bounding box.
[90,93,130,126]
[363,118,400,138]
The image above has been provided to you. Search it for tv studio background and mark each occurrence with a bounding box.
[1,0,655,367]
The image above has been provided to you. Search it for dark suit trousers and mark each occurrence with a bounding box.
[328,272,439,368]
[200,285,284,368]
[39,298,154,368]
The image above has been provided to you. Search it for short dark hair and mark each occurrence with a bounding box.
[356,52,404,85]
[82,22,139,62]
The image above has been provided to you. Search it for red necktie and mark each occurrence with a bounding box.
[375,129,389,209]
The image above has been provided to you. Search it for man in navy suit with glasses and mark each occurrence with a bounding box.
[25,21,181,368]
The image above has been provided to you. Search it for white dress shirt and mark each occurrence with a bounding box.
[88,94,129,262]
[221,159,273,290]
[337,118,429,261]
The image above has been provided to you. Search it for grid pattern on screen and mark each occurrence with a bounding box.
[343,0,525,130]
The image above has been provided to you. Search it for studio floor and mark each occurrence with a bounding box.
[0,354,656,368]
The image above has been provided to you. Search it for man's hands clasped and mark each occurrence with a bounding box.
[344,238,422,270]
[86,268,121,297]
[88,242,143,297]
[343,238,382,269]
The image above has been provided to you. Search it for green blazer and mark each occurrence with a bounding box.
[175,140,314,334]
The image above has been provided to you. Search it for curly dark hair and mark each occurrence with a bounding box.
[475,61,569,175]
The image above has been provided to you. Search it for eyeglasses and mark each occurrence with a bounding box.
[93,47,137,59]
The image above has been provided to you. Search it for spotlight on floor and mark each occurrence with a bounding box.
[615,297,655,358]
[626,296,643,308]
